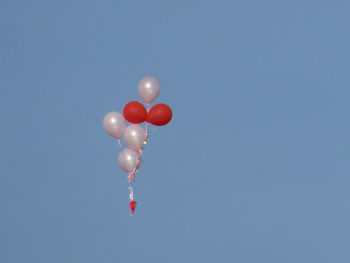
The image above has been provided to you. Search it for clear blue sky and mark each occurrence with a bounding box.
[1,1,349,262]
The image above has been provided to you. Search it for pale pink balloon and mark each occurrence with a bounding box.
[138,76,160,104]
[123,124,147,151]
[118,148,141,172]
[103,112,126,139]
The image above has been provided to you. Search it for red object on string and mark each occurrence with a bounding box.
[129,200,137,214]
[147,103,172,126]
[123,101,147,124]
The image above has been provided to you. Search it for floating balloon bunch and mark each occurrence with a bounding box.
[103,77,172,215]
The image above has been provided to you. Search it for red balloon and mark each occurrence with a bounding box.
[129,200,137,214]
[123,101,147,124]
[148,103,172,126]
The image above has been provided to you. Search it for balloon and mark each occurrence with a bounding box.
[129,200,137,214]
[148,103,172,126]
[118,148,141,172]
[138,77,160,104]
[124,124,147,151]
[103,112,126,139]
[123,101,147,124]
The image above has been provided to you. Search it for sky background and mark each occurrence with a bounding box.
[1,0,350,262]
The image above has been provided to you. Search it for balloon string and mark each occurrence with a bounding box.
[127,108,151,215]
[145,103,150,139]
[129,186,133,201]
[128,171,136,183]
[129,186,134,217]
[145,122,150,139]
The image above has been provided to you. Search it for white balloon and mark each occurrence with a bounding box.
[123,124,147,151]
[103,112,126,139]
[118,148,141,172]
[138,76,160,104]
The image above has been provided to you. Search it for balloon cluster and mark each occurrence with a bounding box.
[103,77,172,214]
